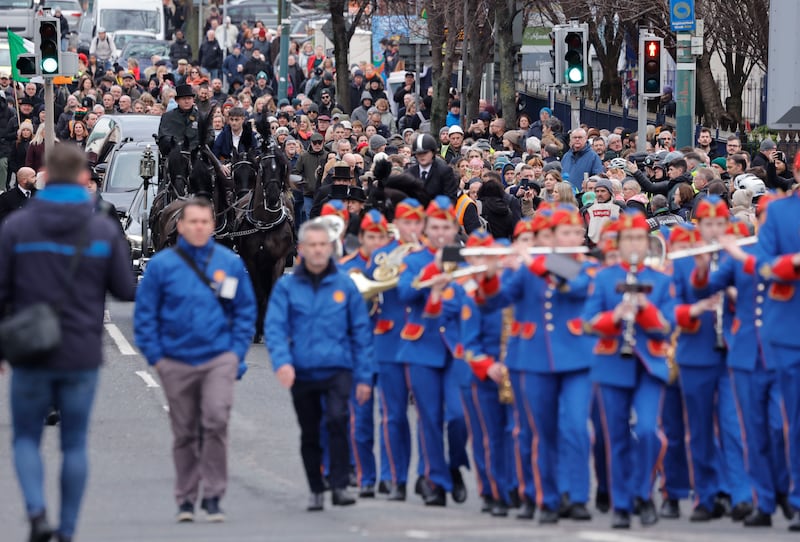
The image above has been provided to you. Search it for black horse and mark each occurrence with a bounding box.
[367,158,432,220]
[150,142,192,251]
[224,115,295,342]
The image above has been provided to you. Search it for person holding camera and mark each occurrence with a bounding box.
[0,144,136,542]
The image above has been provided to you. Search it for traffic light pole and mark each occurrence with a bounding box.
[44,77,54,161]
[637,93,648,152]
[675,32,695,149]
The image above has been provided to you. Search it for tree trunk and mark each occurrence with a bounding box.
[599,63,622,105]
[329,0,351,112]
[465,7,492,128]
[696,49,725,127]
[495,0,517,128]
[425,0,453,136]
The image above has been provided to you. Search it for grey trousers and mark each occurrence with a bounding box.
[156,351,237,504]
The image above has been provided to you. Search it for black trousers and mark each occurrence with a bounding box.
[291,370,352,493]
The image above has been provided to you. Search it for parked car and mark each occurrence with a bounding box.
[85,114,160,166]
[74,12,93,55]
[116,38,171,73]
[223,0,320,39]
[98,140,159,218]
[44,0,82,29]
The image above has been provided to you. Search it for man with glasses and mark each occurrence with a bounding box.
[725,135,742,157]
[562,128,604,191]
[292,132,328,223]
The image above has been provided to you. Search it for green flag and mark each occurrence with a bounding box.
[7,29,29,83]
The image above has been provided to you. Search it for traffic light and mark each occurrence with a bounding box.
[37,17,61,75]
[563,27,588,87]
[16,53,37,77]
[550,26,564,85]
[639,37,663,98]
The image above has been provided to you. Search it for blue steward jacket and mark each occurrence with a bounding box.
[265,260,375,385]
[134,236,256,366]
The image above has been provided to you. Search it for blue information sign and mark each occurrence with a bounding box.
[670,0,696,32]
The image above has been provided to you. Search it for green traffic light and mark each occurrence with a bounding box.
[567,67,584,84]
[42,57,58,73]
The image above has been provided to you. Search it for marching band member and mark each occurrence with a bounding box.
[582,211,674,529]
[673,196,752,522]
[458,231,515,517]
[478,210,551,520]
[479,204,597,523]
[338,210,391,497]
[368,198,425,501]
[397,195,470,506]
[755,154,800,531]
[692,209,791,527]
[656,224,694,520]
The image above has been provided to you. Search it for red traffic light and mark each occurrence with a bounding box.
[565,33,582,50]
[40,21,57,39]
[645,40,660,58]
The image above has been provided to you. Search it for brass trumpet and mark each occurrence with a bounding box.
[349,239,422,300]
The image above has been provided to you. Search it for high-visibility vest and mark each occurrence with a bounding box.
[455,193,477,227]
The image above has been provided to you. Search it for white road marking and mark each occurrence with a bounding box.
[103,309,111,323]
[135,370,161,388]
[578,532,671,542]
[104,323,137,355]
[405,531,438,540]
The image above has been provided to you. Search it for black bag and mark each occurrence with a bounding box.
[0,224,90,366]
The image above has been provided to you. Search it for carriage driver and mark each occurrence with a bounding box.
[158,84,201,155]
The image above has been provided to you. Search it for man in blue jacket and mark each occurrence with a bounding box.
[134,197,256,524]
[0,144,136,542]
[562,128,604,190]
[265,218,375,512]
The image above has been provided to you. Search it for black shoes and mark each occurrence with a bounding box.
[743,509,772,527]
[176,501,194,522]
[481,495,493,513]
[715,492,732,517]
[490,501,509,517]
[777,492,793,520]
[690,504,714,522]
[595,490,610,513]
[731,501,753,521]
[332,488,357,506]
[508,488,521,509]
[639,499,658,526]
[450,468,467,504]
[307,492,324,511]
[789,510,800,531]
[377,481,391,495]
[569,503,592,521]
[414,476,424,495]
[200,497,225,522]
[418,479,446,506]
[558,492,572,518]
[538,505,559,524]
[348,468,358,488]
[387,483,407,501]
[359,485,375,498]
[517,497,536,520]
[611,509,631,529]
[29,512,53,542]
[660,498,680,519]
[44,409,60,426]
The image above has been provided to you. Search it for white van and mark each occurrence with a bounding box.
[93,0,164,42]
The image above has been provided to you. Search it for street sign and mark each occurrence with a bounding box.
[670,0,696,32]
[767,0,800,129]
